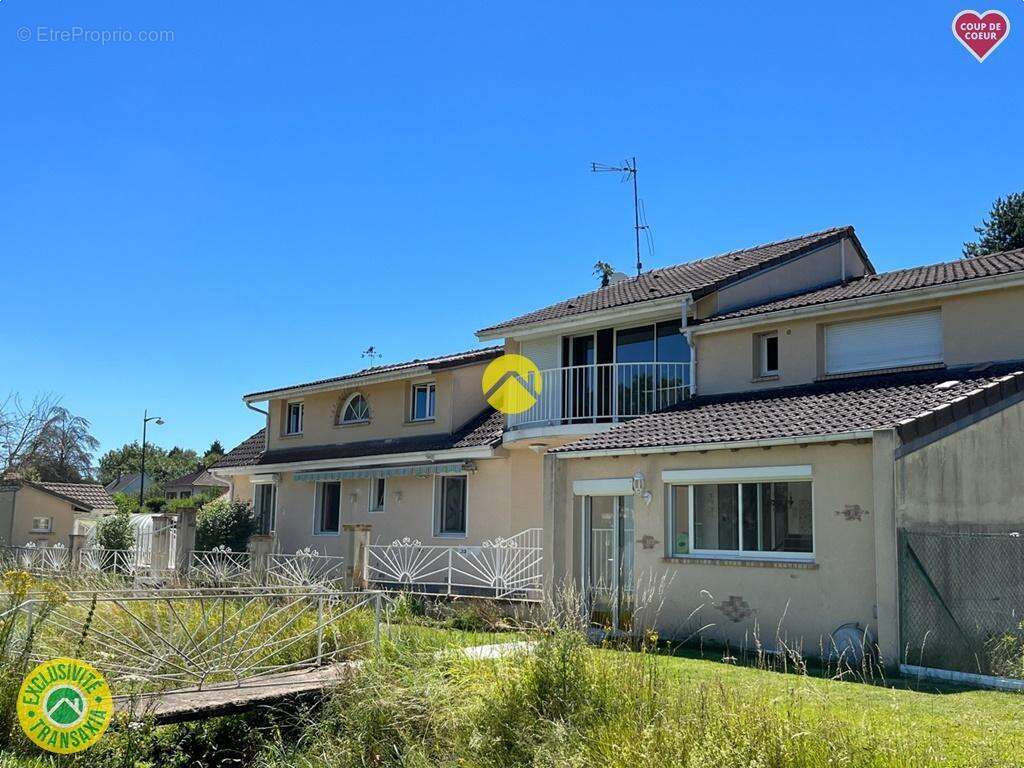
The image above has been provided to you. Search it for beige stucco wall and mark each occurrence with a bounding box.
[895,399,1024,530]
[265,362,491,452]
[554,441,881,655]
[263,454,520,555]
[695,284,1024,396]
[9,486,77,547]
[0,490,15,547]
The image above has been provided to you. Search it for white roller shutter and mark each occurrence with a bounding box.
[825,310,942,375]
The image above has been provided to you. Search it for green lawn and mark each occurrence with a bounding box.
[642,648,1024,766]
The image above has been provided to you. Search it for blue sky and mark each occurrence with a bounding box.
[1,1,1021,461]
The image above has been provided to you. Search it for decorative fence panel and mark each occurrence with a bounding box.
[366,528,543,600]
[899,528,1024,676]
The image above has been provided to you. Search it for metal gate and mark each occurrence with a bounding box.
[899,528,1024,676]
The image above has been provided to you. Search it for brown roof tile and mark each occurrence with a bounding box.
[212,409,504,470]
[36,482,116,511]
[709,247,1024,322]
[551,365,1024,454]
[478,227,862,335]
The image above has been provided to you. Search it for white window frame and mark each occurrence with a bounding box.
[339,392,371,425]
[759,331,779,377]
[665,466,814,562]
[312,481,342,536]
[253,480,278,535]
[368,476,387,514]
[433,474,468,538]
[31,517,53,533]
[410,382,436,422]
[285,400,304,435]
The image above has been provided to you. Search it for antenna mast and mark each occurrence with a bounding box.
[590,156,651,276]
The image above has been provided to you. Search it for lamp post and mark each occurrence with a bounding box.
[139,410,165,510]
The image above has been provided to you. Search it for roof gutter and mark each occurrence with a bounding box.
[694,270,1024,335]
[553,430,874,459]
[208,445,500,476]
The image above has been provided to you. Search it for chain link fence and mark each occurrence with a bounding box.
[899,528,1024,676]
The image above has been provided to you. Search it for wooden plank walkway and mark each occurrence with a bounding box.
[116,662,359,724]
[115,640,533,724]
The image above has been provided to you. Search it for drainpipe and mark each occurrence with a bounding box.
[246,401,270,451]
[681,297,697,395]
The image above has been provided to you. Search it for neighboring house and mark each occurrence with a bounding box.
[0,481,117,546]
[164,468,229,500]
[213,225,1024,664]
[104,473,155,497]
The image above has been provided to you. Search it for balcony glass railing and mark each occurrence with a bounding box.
[507,362,692,430]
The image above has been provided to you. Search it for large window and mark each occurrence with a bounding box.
[435,475,467,536]
[31,517,53,533]
[411,383,436,421]
[615,321,691,415]
[369,477,386,513]
[285,401,304,435]
[668,472,813,559]
[315,481,341,534]
[254,483,277,535]
[340,393,370,425]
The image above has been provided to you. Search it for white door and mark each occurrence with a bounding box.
[582,495,635,630]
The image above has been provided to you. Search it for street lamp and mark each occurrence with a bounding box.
[139,410,165,510]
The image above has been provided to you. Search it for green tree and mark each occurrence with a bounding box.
[195,498,257,551]
[97,442,201,489]
[963,192,1024,257]
[202,440,225,468]
[593,261,616,287]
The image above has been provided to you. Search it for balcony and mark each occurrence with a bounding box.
[507,362,692,431]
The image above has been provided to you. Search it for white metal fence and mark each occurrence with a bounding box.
[507,362,691,430]
[189,548,347,588]
[365,528,543,600]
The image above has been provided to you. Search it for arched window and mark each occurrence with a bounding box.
[340,393,371,424]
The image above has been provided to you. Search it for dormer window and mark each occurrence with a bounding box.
[340,393,371,425]
[411,382,436,422]
[285,401,304,435]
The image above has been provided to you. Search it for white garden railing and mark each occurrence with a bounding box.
[365,528,544,601]
[188,548,347,588]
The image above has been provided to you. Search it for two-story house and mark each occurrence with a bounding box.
[214,225,1024,664]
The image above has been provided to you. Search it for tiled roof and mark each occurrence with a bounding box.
[709,247,1024,322]
[478,227,862,335]
[212,410,504,470]
[36,482,116,511]
[245,347,504,400]
[165,468,229,489]
[551,365,1024,454]
[212,430,267,469]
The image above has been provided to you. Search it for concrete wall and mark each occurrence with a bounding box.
[714,239,868,316]
[895,399,1024,530]
[695,284,1024,396]
[552,441,882,655]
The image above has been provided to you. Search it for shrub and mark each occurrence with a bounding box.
[96,510,134,551]
[195,498,256,552]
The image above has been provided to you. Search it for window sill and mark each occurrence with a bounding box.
[751,374,780,383]
[336,420,370,429]
[313,532,341,537]
[281,432,304,439]
[662,555,818,570]
[405,419,436,426]
[434,533,467,540]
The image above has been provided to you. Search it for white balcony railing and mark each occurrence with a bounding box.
[507,362,692,430]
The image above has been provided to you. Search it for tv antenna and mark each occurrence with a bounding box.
[361,346,382,362]
[590,156,653,276]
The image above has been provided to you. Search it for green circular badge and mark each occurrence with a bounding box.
[17,658,113,754]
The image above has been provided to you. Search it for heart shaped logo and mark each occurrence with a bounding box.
[952,9,1011,62]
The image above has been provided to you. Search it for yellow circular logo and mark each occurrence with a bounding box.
[18,658,113,754]
[481,354,542,415]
